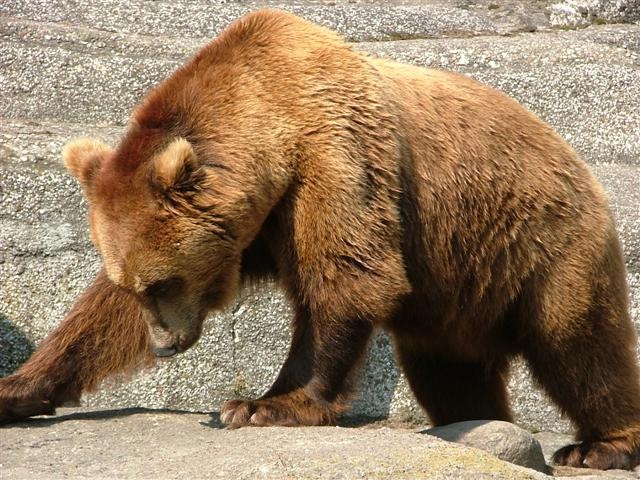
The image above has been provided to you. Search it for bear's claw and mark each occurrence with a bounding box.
[221,398,304,427]
[220,392,336,428]
[0,376,57,425]
[0,396,55,425]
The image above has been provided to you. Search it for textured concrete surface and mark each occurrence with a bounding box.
[550,0,640,26]
[0,0,561,44]
[1,0,639,438]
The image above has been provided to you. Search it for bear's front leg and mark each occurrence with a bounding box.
[0,269,153,423]
[221,306,374,427]
[220,152,410,428]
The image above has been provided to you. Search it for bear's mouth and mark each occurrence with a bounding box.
[151,345,178,358]
[149,335,193,358]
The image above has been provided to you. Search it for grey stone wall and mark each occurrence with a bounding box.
[550,0,640,26]
[1,1,639,434]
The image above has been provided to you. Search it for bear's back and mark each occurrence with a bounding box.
[372,58,611,319]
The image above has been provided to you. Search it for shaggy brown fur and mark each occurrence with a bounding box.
[2,10,639,470]
[0,270,153,420]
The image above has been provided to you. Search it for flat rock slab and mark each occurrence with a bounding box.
[0,408,549,480]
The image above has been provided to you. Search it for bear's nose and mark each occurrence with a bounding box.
[151,345,177,357]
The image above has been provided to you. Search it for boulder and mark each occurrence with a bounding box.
[425,420,548,473]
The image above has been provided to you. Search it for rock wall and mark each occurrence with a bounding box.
[1,1,639,434]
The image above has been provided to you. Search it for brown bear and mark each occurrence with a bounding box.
[1,9,639,471]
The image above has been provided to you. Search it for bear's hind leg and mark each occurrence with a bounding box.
[396,341,513,426]
[521,233,640,470]
[0,269,153,423]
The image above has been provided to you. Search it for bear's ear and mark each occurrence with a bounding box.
[63,138,112,189]
[152,137,199,191]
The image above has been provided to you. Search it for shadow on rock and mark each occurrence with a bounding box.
[2,407,204,429]
[0,313,35,377]
[202,412,224,429]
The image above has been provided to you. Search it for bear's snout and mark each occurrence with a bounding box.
[147,319,201,358]
[148,332,193,357]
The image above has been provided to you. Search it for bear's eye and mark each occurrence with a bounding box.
[146,276,184,299]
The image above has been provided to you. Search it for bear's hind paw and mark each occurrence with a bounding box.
[553,440,640,471]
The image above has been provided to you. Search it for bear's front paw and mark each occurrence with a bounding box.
[553,440,640,471]
[220,391,336,428]
[0,376,56,424]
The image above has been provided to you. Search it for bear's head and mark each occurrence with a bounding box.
[63,136,242,357]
